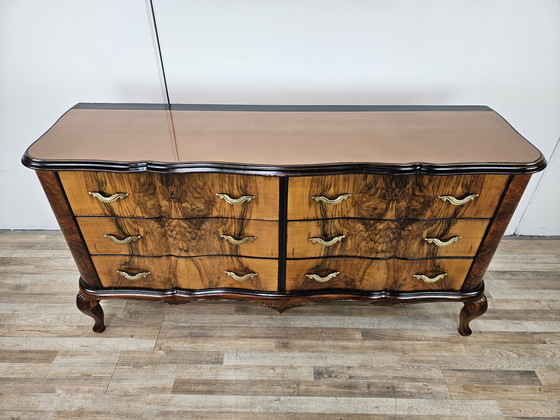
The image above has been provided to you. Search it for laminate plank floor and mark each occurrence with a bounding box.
[0,231,559,419]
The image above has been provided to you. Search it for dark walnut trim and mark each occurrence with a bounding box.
[458,293,488,336]
[462,174,531,291]
[36,171,102,287]
[79,278,483,306]
[76,290,105,333]
[22,156,547,176]
[79,279,485,335]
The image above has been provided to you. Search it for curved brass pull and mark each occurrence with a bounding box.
[312,194,351,205]
[224,270,258,281]
[424,236,461,247]
[117,270,150,281]
[305,271,340,283]
[220,234,257,245]
[104,234,142,245]
[309,235,346,247]
[88,191,129,203]
[216,193,256,205]
[438,194,479,206]
[413,273,447,283]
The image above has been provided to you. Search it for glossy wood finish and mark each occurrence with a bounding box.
[36,171,101,288]
[24,104,546,174]
[91,255,278,292]
[91,256,176,289]
[390,259,473,292]
[177,257,278,291]
[285,259,388,291]
[286,258,472,292]
[59,171,279,220]
[288,174,508,220]
[78,217,278,258]
[24,105,546,335]
[287,219,489,258]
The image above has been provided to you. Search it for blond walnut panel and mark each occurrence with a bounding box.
[92,256,175,289]
[288,174,508,220]
[92,256,278,291]
[177,257,278,291]
[77,217,278,258]
[287,258,472,292]
[286,259,388,291]
[390,259,473,292]
[59,171,278,220]
[287,219,489,259]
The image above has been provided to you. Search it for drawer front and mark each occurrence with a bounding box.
[389,259,473,292]
[286,257,472,292]
[92,256,278,291]
[78,217,278,258]
[92,256,175,289]
[287,219,489,259]
[176,257,278,291]
[286,258,388,291]
[288,174,508,220]
[60,171,279,220]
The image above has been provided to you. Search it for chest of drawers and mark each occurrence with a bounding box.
[22,104,546,335]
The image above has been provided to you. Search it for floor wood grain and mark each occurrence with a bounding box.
[0,231,559,419]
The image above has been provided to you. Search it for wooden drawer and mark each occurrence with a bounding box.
[287,219,489,259]
[60,171,279,220]
[78,217,278,258]
[92,256,176,289]
[389,259,473,292]
[176,257,278,291]
[286,257,472,292]
[286,258,387,291]
[288,174,508,220]
[92,256,278,291]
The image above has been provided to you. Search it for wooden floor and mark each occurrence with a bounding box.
[0,231,559,419]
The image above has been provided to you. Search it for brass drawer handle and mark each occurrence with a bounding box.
[438,194,479,206]
[88,191,129,203]
[309,235,346,247]
[305,271,340,283]
[413,273,447,283]
[104,234,142,245]
[224,270,258,281]
[216,193,256,205]
[117,270,151,281]
[312,194,351,205]
[424,236,461,247]
[220,234,257,245]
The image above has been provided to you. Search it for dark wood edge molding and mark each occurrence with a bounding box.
[462,174,531,290]
[80,277,484,311]
[21,156,547,176]
[36,171,102,288]
[277,177,288,293]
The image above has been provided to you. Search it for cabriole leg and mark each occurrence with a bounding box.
[458,293,488,336]
[76,291,106,333]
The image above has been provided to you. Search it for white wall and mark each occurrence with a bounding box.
[1,0,559,234]
[0,0,166,229]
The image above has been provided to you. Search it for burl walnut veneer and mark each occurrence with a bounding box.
[23,104,546,335]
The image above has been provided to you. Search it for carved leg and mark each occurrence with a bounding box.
[76,292,105,333]
[458,293,488,336]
